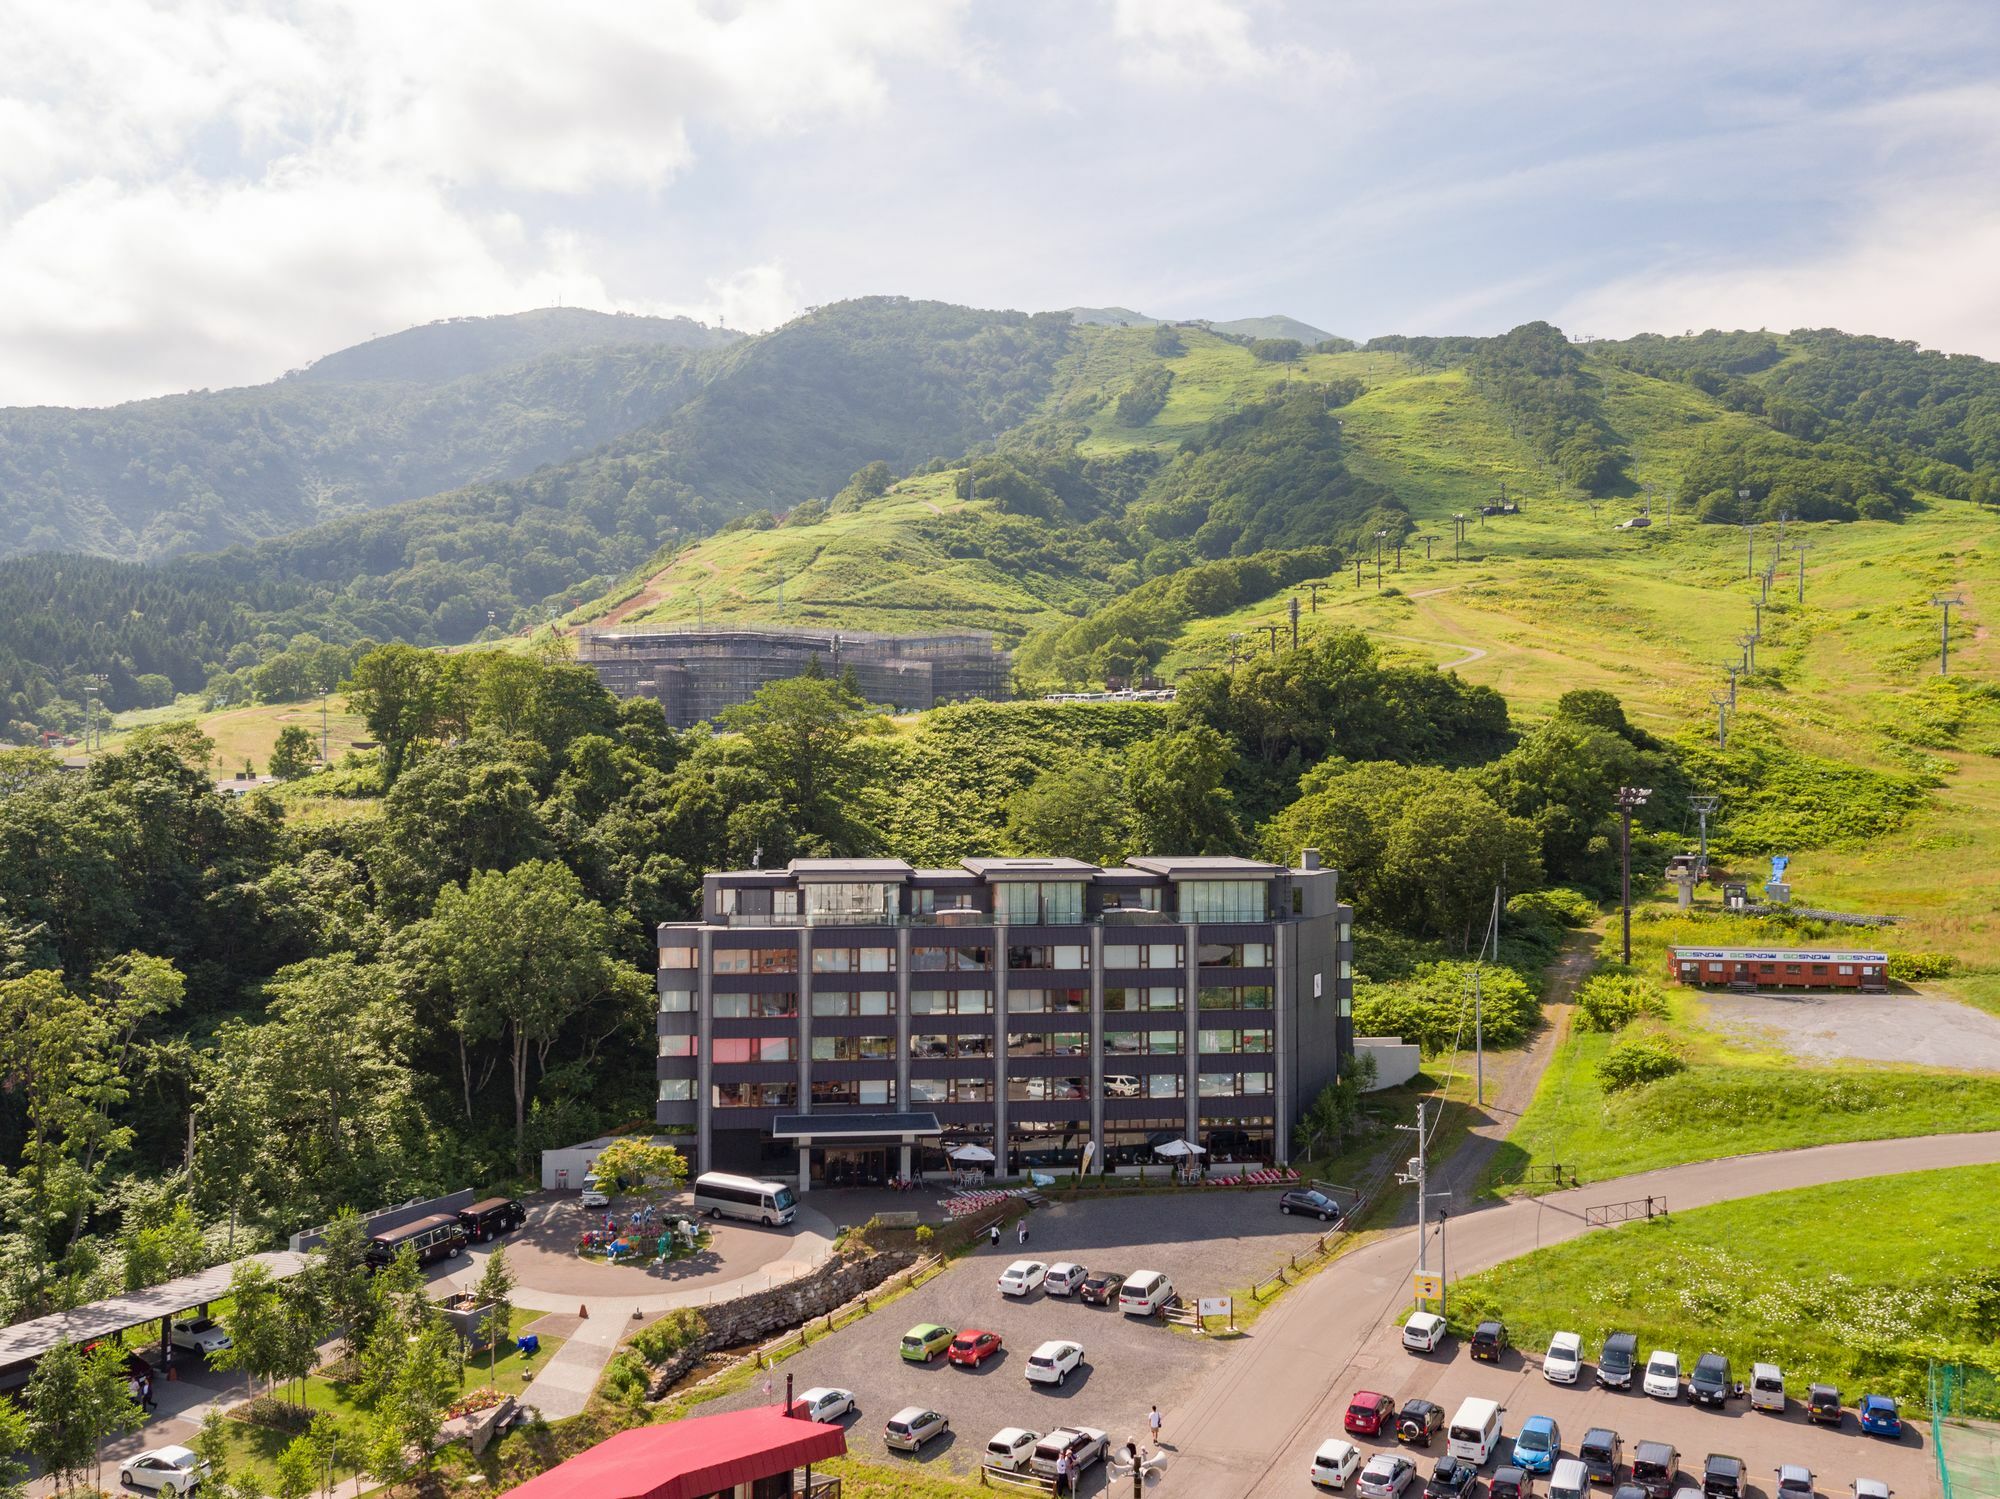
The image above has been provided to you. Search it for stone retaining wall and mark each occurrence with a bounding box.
[640,1248,917,1398]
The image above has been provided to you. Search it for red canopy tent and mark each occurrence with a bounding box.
[506,1407,846,1499]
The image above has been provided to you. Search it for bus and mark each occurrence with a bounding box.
[365,1212,468,1270]
[692,1172,797,1226]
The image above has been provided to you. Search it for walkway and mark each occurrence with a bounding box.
[1171,1131,2000,1499]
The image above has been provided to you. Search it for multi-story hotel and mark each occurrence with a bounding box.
[654,853,1353,1191]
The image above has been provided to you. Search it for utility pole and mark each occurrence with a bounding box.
[1394,536,1405,571]
[1473,885,1500,1106]
[1616,786,1652,965]
[1452,514,1466,562]
[1256,624,1281,658]
[320,693,330,765]
[1711,694,1730,751]
[1725,663,1742,708]
[1795,541,1810,605]
[1752,597,1763,638]
[1227,633,1244,676]
[1288,595,1301,649]
[1691,793,1720,878]
[1421,535,1435,562]
[1375,530,1387,590]
[1931,595,1965,675]
[1397,1104,1452,1311]
[1739,516,1755,579]
[1304,582,1326,613]
[1355,557,1364,589]
[1741,632,1757,674]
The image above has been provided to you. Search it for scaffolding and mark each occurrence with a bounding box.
[1933,1362,2000,1499]
[578,625,1011,727]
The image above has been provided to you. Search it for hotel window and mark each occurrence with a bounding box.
[1007,986,1088,1015]
[710,991,798,1019]
[657,1078,693,1102]
[658,1035,696,1058]
[711,1036,792,1064]
[717,887,800,920]
[1179,880,1266,922]
[1102,1030,1185,1056]
[1007,943,1087,970]
[712,947,798,976]
[908,1032,994,1059]
[910,1076,993,1104]
[812,1079,896,1106]
[1008,1031,1087,1058]
[810,990,894,1017]
[911,887,978,915]
[995,881,1084,926]
[1104,985,1182,1013]
[911,945,993,973]
[802,882,897,924]
[1198,985,1273,1010]
[659,988,694,1013]
[1007,1075,1088,1102]
[809,1034,893,1062]
[1197,942,1272,968]
[811,946,896,974]
[659,945,698,969]
[1099,886,1162,911]
[910,988,994,1016]
[711,1081,796,1108]
[1198,1071,1274,1097]
[1199,1028,1273,1054]
[1102,943,1184,969]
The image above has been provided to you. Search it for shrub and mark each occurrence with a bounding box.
[1574,973,1669,1033]
[601,1351,650,1407]
[914,1225,935,1250]
[630,1307,706,1365]
[1510,887,1596,927]
[1598,1033,1688,1091]
[1887,951,1956,982]
[1352,961,1541,1053]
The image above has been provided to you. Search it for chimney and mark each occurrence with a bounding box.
[1300,847,1322,871]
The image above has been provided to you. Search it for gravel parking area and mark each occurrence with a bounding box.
[1698,991,2000,1071]
[1339,1327,1936,1499]
[704,1190,1337,1488]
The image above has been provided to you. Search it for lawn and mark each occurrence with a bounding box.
[98,693,369,776]
[1495,912,2000,1185]
[1447,1164,2000,1412]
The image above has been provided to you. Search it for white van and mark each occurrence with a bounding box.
[1447,1397,1503,1465]
[1750,1363,1785,1413]
[1549,1458,1590,1499]
[1118,1269,1175,1316]
[692,1172,797,1226]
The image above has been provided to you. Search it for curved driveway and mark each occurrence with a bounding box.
[1173,1131,2000,1499]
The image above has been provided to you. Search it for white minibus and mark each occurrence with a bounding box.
[692,1172,797,1226]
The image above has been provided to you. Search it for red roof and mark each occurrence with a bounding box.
[506,1407,846,1499]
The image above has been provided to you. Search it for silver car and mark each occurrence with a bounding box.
[886,1405,948,1452]
[1360,1453,1418,1499]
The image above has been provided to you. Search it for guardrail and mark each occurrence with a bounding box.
[1584,1196,1667,1227]
[980,1464,1058,1492]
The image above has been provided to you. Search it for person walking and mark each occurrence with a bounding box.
[140,1373,155,1411]
[1054,1447,1072,1496]
[129,1375,144,1415]
[989,1222,1000,1247]
[1017,1218,1029,1246]
[1149,1403,1163,1444]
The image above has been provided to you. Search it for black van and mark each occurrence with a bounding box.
[457,1198,527,1242]
[365,1212,468,1270]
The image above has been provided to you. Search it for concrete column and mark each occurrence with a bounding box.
[993,936,1010,1177]
[797,928,811,1116]
[798,1145,811,1195]
[1088,924,1104,1173]
[697,928,713,1176]
[896,925,912,1115]
[1273,920,1292,1168]
[899,1142,912,1180]
[1184,921,1201,1155]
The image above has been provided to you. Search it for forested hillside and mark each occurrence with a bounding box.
[0,309,740,561]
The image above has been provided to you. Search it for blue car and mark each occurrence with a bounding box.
[1513,1416,1561,1474]
[1858,1395,1902,1438]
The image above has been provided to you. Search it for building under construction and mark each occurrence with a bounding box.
[578,625,1011,727]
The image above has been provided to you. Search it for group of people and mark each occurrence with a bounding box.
[127,1368,157,1414]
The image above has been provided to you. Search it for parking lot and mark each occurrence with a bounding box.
[704,1189,1338,1487]
[1308,1323,1937,1499]
[1698,990,2000,1072]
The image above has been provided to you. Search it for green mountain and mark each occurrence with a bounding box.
[1209,314,1336,344]
[0,309,738,561]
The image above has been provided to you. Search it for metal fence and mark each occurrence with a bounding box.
[1931,1362,2000,1499]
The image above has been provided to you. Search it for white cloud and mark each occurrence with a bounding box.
[1109,0,1339,81]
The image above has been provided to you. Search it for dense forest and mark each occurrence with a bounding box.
[0,310,739,561]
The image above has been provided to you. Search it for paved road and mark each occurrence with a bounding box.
[1171,1131,2000,1499]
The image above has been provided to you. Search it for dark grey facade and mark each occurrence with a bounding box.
[655,854,1353,1191]
[580,626,1010,727]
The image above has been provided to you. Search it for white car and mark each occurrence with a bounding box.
[794,1387,855,1423]
[1403,1311,1447,1353]
[998,1259,1047,1296]
[1312,1437,1364,1489]
[986,1427,1041,1471]
[1357,1452,1417,1499]
[1044,1261,1086,1296]
[1025,1339,1084,1387]
[1031,1427,1108,1479]
[885,1406,949,1452]
[169,1316,232,1355]
[580,1184,610,1209]
[1644,1349,1683,1400]
[1544,1330,1584,1384]
[118,1445,211,1495]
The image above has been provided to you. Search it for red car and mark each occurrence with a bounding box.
[1346,1391,1398,1437]
[948,1329,1003,1367]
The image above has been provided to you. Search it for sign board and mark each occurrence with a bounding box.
[1668,946,1886,964]
[1313,973,1324,998]
[1081,1140,1098,1175]
[1197,1296,1232,1318]
[1412,1271,1443,1299]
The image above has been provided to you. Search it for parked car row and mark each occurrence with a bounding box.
[994,1258,1179,1316]
[897,1318,1088,1389]
[1402,1315,1905,1436]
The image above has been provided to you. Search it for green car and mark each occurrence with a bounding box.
[900,1323,953,1362]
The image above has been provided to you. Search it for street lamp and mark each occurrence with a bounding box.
[1616,787,1652,965]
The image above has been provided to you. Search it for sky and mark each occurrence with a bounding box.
[4,0,2000,407]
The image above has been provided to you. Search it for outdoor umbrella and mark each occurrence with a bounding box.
[1153,1140,1207,1158]
[948,1144,996,1163]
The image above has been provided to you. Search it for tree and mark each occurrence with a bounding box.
[414,860,651,1168]
[342,644,462,783]
[1004,752,1130,865]
[0,1395,30,1499]
[310,1210,377,1361]
[469,1243,517,1361]
[587,1138,689,1197]
[213,1258,286,1399]
[718,676,880,851]
[1125,724,1242,854]
[1291,1052,1378,1160]
[365,1317,458,1483]
[269,725,317,781]
[26,1340,140,1493]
